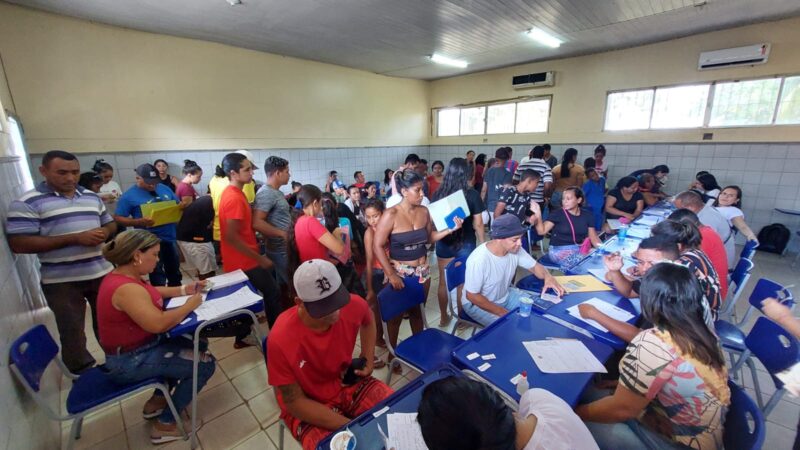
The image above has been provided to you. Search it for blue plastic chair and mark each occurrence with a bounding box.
[444,256,483,336]
[740,240,759,261]
[730,317,800,418]
[536,252,560,271]
[724,380,766,450]
[716,278,793,356]
[8,325,185,449]
[718,257,755,321]
[378,279,464,384]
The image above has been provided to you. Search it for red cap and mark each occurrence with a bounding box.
[521,371,527,377]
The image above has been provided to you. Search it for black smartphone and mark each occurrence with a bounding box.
[342,357,367,385]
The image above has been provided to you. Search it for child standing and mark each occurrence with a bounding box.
[364,199,388,368]
[582,167,606,232]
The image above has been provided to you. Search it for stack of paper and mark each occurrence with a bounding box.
[627,225,651,239]
[193,285,263,321]
[166,293,208,309]
[553,275,611,292]
[566,298,635,333]
[522,340,607,374]
[635,215,660,227]
[387,413,428,450]
[206,270,249,289]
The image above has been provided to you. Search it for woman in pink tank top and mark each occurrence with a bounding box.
[98,229,215,445]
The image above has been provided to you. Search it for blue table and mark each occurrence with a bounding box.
[452,311,615,405]
[166,281,265,448]
[316,365,463,450]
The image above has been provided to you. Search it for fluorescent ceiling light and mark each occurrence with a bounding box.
[526,27,562,48]
[430,53,468,68]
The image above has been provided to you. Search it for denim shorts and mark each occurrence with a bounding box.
[435,240,476,259]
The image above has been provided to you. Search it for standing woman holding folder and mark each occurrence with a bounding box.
[373,169,462,353]
[431,158,486,327]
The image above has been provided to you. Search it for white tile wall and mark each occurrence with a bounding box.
[431,143,800,248]
[0,155,61,450]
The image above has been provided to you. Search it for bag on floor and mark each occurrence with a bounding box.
[756,223,791,254]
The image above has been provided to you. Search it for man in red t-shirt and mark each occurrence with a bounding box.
[267,259,393,449]
[219,152,280,327]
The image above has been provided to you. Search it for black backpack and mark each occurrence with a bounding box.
[757,224,791,254]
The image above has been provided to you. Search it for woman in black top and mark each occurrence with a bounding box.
[605,176,644,226]
[432,158,486,327]
[153,159,178,192]
[531,187,602,268]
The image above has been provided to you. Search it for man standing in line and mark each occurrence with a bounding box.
[480,147,513,223]
[514,145,553,210]
[543,144,558,169]
[254,156,292,288]
[115,163,182,287]
[219,153,282,328]
[7,150,117,373]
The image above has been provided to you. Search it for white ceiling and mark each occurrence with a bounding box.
[7,0,800,80]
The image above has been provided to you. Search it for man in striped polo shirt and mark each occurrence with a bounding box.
[7,150,116,372]
[514,145,553,209]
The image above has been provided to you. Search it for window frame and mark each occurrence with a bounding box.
[433,95,552,137]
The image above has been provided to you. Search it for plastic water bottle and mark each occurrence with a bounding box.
[516,371,529,396]
[618,217,630,241]
[519,296,533,318]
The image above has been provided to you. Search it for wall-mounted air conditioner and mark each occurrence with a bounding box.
[698,44,770,70]
[512,71,555,89]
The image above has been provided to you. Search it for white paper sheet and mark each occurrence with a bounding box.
[387,413,428,450]
[607,218,623,230]
[522,339,607,374]
[205,269,249,289]
[627,225,651,239]
[587,259,637,284]
[427,190,469,231]
[166,293,208,309]
[193,285,262,322]
[566,298,635,333]
[635,215,660,226]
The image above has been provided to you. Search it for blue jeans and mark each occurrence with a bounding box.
[150,241,183,287]
[580,387,685,450]
[462,290,523,327]
[105,337,216,424]
[265,249,288,285]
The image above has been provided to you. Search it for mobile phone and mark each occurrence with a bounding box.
[342,357,367,385]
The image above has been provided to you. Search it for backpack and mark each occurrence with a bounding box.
[757,224,791,254]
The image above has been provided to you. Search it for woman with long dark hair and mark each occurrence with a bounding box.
[530,186,601,269]
[691,172,722,206]
[153,159,179,192]
[577,263,729,450]
[551,147,585,208]
[374,169,462,356]
[432,158,486,326]
[604,176,644,228]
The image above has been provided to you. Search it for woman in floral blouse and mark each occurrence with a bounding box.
[576,263,730,450]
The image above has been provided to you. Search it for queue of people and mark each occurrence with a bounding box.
[6,144,767,449]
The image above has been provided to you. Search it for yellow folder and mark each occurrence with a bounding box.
[141,201,182,227]
[553,275,612,293]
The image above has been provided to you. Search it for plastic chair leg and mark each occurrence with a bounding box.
[762,389,786,418]
[161,385,187,438]
[279,422,285,449]
[67,415,83,450]
[745,358,765,410]
[386,359,400,384]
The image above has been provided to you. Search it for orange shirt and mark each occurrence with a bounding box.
[219,184,259,272]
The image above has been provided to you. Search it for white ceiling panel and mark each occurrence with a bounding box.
[5,0,800,79]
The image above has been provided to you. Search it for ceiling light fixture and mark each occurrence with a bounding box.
[526,27,562,48]
[226,0,242,6]
[429,53,468,68]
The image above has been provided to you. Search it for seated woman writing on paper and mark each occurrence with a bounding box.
[373,169,462,361]
[418,376,599,450]
[432,157,486,327]
[576,263,729,450]
[98,230,216,444]
[604,176,644,232]
[529,186,602,269]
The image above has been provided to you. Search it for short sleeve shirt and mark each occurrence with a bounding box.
[620,328,729,450]
[294,215,330,263]
[267,295,372,406]
[115,184,178,241]
[175,182,198,200]
[606,188,644,219]
[519,389,599,450]
[513,158,552,202]
[546,208,595,247]
[483,166,513,211]
[6,183,114,284]
[219,185,259,272]
[254,184,291,253]
[676,250,722,319]
[463,242,537,306]
[176,195,214,243]
[497,186,533,225]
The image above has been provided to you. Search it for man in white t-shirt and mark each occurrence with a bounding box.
[462,214,564,326]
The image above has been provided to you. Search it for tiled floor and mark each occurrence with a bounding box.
[59,247,800,449]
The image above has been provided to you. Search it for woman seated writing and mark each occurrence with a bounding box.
[530,186,602,269]
[98,230,216,444]
[576,263,729,450]
[604,176,644,231]
[418,376,598,450]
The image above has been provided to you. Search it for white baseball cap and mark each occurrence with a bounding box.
[293,259,350,318]
[235,149,259,170]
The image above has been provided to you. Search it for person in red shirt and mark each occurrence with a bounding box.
[268,259,393,449]
[668,209,729,299]
[219,152,280,327]
[291,184,346,264]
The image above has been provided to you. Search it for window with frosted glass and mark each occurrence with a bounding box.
[604,90,654,130]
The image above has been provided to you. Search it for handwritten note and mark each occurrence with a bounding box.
[522,340,607,374]
[387,413,428,450]
[166,293,207,309]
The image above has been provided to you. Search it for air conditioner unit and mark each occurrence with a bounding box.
[512,71,555,89]
[698,43,770,70]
